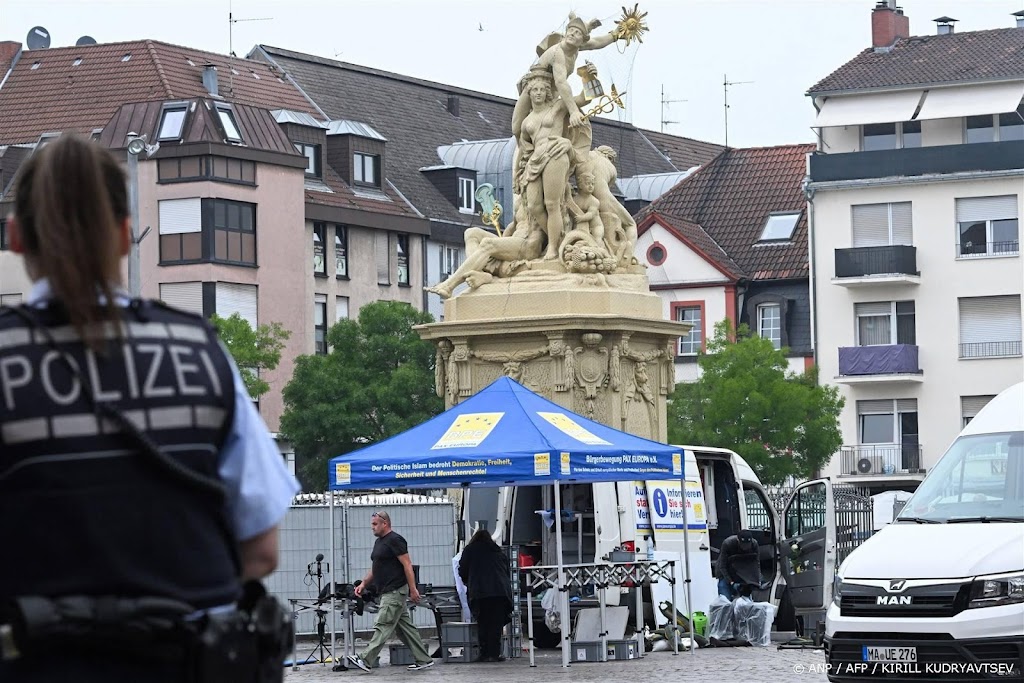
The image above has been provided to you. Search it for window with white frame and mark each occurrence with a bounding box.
[354,152,380,186]
[313,222,326,276]
[758,212,801,243]
[458,177,476,213]
[856,398,920,471]
[851,202,913,247]
[295,143,321,177]
[757,303,781,349]
[961,395,996,427]
[442,244,461,278]
[674,305,702,356]
[336,296,349,322]
[955,195,1019,257]
[862,121,921,151]
[855,301,915,346]
[157,103,188,141]
[314,294,327,355]
[958,295,1023,359]
[335,225,348,278]
[966,106,1024,144]
[215,105,242,143]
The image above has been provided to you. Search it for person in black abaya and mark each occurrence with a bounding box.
[458,529,514,662]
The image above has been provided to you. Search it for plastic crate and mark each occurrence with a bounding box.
[441,621,477,644]
[441,641,481,663]
[606,639,640,661]
[569,641,603,662]
[388,643,416,666]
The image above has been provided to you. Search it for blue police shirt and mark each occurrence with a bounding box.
[24,279,300,542]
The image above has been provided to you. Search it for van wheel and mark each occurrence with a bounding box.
[774,588,796,632]
[532,620,561,649]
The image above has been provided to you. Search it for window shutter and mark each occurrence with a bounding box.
[336,296,349,321]
[956,196,1019,223]
[961,395,995,419]
[890,202,913,245]
[895,399,917,413]
[959,296,1022,343]
[851,204,891,247]
[375,232,390,284]
[855,302,892,316]
[216,282,258,328]
[857,399,894,414]
[159,281,203,315]
[158,198,202,234]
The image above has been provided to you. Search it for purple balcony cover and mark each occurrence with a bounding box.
[839,344,919,376]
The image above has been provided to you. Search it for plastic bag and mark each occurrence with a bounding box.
[706,594,735,641]
[732,596,776,647]
[540,588,560,633]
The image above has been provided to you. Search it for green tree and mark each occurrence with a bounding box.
[210,313,291,400]
[667,319,844,484]
[280,300,442,490]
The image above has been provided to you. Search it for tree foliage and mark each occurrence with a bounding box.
[210,313,291,399]
[667,320,844,485]
[279,301,442,490]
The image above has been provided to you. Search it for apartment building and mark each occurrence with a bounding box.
[806,3,1024,493]
[635,144,815,383]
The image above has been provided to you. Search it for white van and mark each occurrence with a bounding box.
[822,382,1023,681]
[457,445,790,644]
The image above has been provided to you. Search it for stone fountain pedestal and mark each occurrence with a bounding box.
[417,269,688,443]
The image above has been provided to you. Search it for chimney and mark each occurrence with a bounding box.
[872,1,910,49]
[202,62,219,96]
[446,94,460,118]
[1013,10,1024,29]
[0,41,21,76]
[934,16,957,35]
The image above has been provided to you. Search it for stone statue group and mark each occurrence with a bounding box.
[427,9,648,299]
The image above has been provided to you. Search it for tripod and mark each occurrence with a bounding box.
[303,553,333,665]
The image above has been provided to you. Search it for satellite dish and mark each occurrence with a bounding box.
[26,26,51,50]
[76,36,97,47]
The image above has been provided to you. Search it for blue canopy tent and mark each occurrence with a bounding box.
[326,377,695,667]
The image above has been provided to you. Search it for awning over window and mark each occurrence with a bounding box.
[813,90,924,128]
[916,82,1024,121]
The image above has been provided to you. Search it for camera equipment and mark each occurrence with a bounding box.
[301,553,332,666]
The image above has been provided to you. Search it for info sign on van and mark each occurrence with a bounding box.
[634,480,708,534]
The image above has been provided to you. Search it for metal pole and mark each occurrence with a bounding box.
[330,491,337,665]
[599,582,608,662]
[126,147,141,297]
[527,580,536,667]
[554,484,569,668]
[680,474,695,654]
[671,563,679,655]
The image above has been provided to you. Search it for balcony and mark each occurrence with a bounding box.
[833,245,920,287]
[837,345,923,384]
[808,140,1024,184]
[956,240,1020,259]
[959,340,1023,359]
[840,444,926,478]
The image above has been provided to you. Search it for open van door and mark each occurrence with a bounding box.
[777,479,836,642]
[739,479,780,605]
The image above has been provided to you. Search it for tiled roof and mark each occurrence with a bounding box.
[651,213,745,279]
[809,28,1024,94]
[639,144,814,281]
[640,129,726,169]
[254,45,717,225]
[0,40,317,144]
[306,163,422,220]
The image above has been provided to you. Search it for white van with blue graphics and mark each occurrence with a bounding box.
[823,382,1023,681]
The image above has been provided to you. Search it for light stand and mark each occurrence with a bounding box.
[303,553,333,665]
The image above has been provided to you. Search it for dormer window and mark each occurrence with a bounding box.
[295,143,321,177]
[458,176,476,213]
[157,103,189,141]
[758,212,800,243]
[215,105,242,143]
[354,152,380,187]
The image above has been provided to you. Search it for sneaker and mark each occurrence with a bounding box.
[407,660,435,670]
[348,654,371,672]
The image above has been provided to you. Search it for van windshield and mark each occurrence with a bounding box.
[897,431,1024,523]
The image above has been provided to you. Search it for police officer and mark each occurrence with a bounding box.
[715,529,763,600]
[0,134,299,682]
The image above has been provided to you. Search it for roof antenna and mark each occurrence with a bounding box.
[723,73,753,147]
[228,0,271,92]
[660,84,687,134]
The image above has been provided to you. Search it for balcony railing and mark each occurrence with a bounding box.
[835,245,918,278]
[809,140,1024,183]
[959,341,1023,359]
[957,240,1020,258]
[840,444,925,476]
[839,344,920,376]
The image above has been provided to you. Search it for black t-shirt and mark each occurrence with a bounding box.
[371,531,409,593]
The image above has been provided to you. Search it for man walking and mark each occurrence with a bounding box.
[348,511,434,672]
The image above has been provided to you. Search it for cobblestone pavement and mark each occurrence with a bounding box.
[285,638,831,683]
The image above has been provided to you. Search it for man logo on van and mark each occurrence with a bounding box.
[877,595,912,606]
[888,579,908,592]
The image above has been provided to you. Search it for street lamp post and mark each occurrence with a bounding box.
[125,133,150,298]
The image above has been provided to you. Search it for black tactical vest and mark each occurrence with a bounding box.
[0,300,240,609]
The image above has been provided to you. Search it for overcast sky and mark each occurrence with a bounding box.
[4,0,1024,148]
